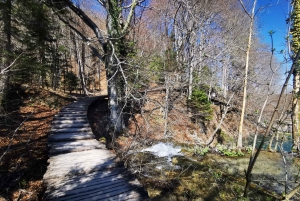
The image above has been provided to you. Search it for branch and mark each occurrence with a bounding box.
[239,0,258,19]
[122,0,138,34]
[243,48,300,197]
[204,93,235,146]
[56,13,105,62]
[97,0,105,6]
[239,0,251,18]
[0,111,33,163]
[284,184,300,200]
[64,0,107,47]
[0,52,23,75]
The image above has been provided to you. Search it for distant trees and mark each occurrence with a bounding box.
[131,0,281,147]
[0,0,285,147]
[46,0,146,137]
[0,0,66,109]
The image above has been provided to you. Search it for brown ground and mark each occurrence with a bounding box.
[109,90,257,155]
[76,88,258,184]
[0,85,260,201]
[0,87,75,201]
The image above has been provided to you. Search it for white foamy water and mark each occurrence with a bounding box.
[142,142,183,159]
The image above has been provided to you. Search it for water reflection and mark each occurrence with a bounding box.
[126,142,300,200]
[247,133,293,152]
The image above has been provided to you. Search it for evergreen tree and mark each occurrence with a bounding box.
[0,0,68,110]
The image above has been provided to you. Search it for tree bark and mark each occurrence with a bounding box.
[237,0,257,149]
[292,70,300,150]
[74,36,88,95]
[2,0,12,91]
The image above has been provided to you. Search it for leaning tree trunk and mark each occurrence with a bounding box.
[292,69,300,150]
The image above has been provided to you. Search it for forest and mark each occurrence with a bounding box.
[1,0,300,200]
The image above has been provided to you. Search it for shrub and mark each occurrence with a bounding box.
[188,88,213,121]
[64,71,78,93]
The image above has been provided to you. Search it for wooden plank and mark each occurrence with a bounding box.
[54,112,87,117]
[49,130,94,136]
[52,120,89,124]
[46,178,129,199]
[51,127,91,133]
[48,133,95,142]
[53,117,87,121]
[46,182,144,201]
[44,158,117,181]
[49,140,105,155]
[61,107,88,110]
[54,114,87,120]
[46,149,115,164]
[45,168,127,189]
[44,150,117,180]
[51,123,91,129]
[44,96,148,201]
[58,111,87,115]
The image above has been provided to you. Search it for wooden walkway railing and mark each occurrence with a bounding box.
[43,97,148,201]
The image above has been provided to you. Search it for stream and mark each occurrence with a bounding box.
[125,142,300,201]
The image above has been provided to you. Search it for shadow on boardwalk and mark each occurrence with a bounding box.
[43,97,148,200]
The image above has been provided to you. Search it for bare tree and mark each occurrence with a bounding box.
[243,48,300,198]
[237,0,257,149]
[47,0,146,137]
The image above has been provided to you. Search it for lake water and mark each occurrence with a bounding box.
[247,133,293,152]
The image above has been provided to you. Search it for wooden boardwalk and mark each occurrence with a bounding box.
[43,97,148,201]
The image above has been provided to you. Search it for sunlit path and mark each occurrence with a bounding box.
[43,97,148,201]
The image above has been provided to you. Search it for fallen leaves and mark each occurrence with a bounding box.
[0,88,73,201]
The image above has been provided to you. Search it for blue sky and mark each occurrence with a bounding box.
[257,0,290,62]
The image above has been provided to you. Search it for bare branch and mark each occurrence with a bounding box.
[0,111,33,163]
[97,0,105,6]
[122,0,139,34]
[239,0,252,18]
[64,0,107,47]
[56,13,105,62]
[0,52,23,75]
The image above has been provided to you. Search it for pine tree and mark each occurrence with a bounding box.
[0,0,68,111]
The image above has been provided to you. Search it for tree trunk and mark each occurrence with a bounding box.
[2,0,12,89]
[106,59,124,135]
[164,75,169,136]
[73,32,88,95]
[237,0,257,149]
[59,0,139,138]
[243,49,300,197]
[292,70,300,150]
